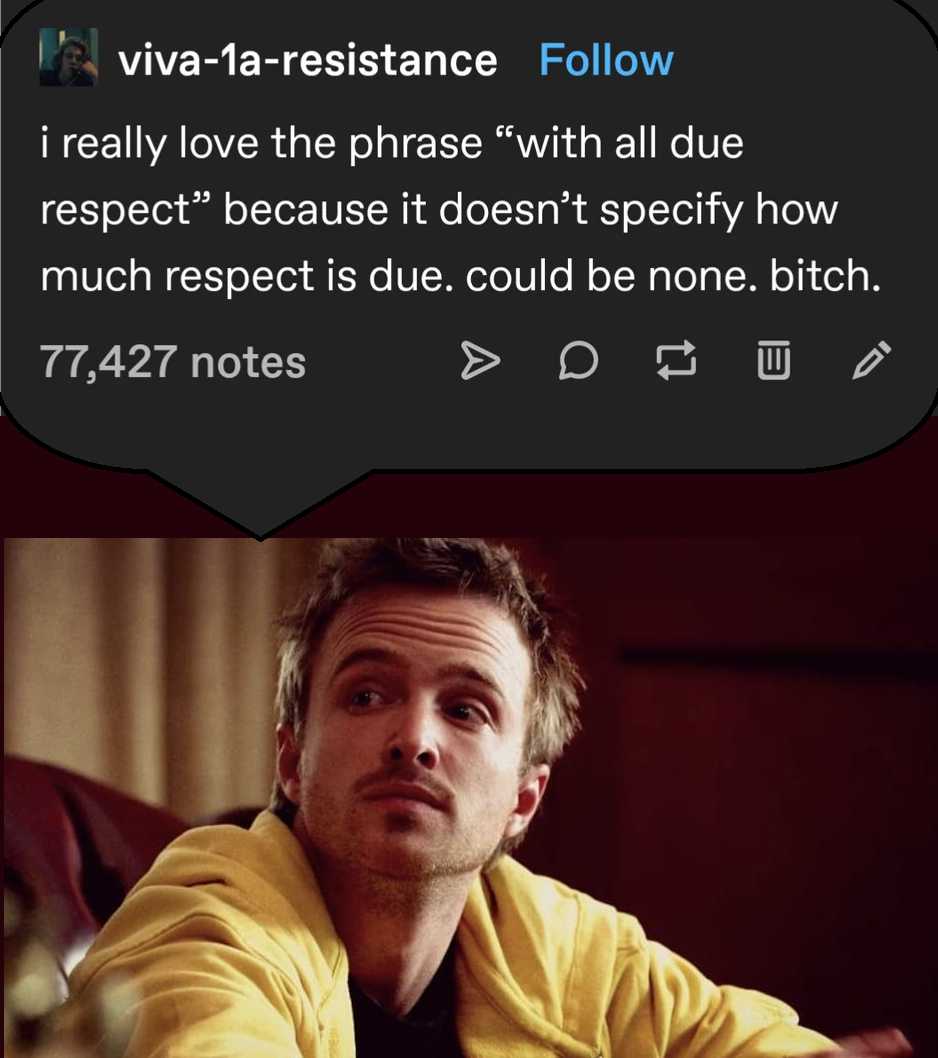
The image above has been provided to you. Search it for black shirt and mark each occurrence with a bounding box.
[348,944,464,1058]
[40,68,95,87]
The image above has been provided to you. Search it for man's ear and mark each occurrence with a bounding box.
[504,764,551,840]
[276,724,302,805]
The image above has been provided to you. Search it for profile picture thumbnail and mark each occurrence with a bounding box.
[39,28,98,87]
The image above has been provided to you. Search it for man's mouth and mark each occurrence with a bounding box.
[363,782,446,811]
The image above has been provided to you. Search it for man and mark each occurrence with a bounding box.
[40,37,97,87]
[70,538,912,1058]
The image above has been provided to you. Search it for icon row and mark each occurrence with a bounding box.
[461,339,893,382]
[461,339,600,381]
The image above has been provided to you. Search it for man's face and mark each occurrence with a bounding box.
[278,586,549,880]
[62,46,85,72]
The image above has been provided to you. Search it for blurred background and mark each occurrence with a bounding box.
[4,536,937,1054]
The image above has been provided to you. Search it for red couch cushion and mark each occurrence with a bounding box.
[4,756,188,977]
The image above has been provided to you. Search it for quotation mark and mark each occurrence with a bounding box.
[193,190,212,204]
[495,125,516,138]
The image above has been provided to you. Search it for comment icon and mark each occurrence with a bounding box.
[559,340,599,381]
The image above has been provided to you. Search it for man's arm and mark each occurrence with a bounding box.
[608,938,839,1058]
[69,911,314,1058]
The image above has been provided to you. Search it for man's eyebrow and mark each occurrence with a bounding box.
[329,650,505,701]
[329,647,403,681]
[435,663,505,702]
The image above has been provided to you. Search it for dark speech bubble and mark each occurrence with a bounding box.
[2,0,937,535]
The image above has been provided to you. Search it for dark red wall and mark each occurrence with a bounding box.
[517,537,937,1056]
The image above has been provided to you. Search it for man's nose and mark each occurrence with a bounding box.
[385,701,440,769]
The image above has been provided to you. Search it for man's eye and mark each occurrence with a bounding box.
[447,703,487,725]
[349,689,384,709]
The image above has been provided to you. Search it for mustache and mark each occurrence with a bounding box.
[354,766,451,807]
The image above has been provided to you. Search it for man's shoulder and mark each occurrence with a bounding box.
[463,858,646,986]
[70,812,341,997]
[469,861,835,1057]
[480,855,647,952]
[124,810,328,929]
[457,858,651,1049]
[112,810,281,900]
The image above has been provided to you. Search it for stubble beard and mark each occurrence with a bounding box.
[303,783,506,888]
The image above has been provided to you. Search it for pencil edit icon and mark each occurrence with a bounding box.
[852,340,892,380]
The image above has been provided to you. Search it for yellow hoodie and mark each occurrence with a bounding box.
[70,811,835,1058]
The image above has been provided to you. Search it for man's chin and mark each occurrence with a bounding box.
[362,829,443,878]
[362,831,496,882]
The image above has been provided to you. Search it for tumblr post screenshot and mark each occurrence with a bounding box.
[2,4,936,1058]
